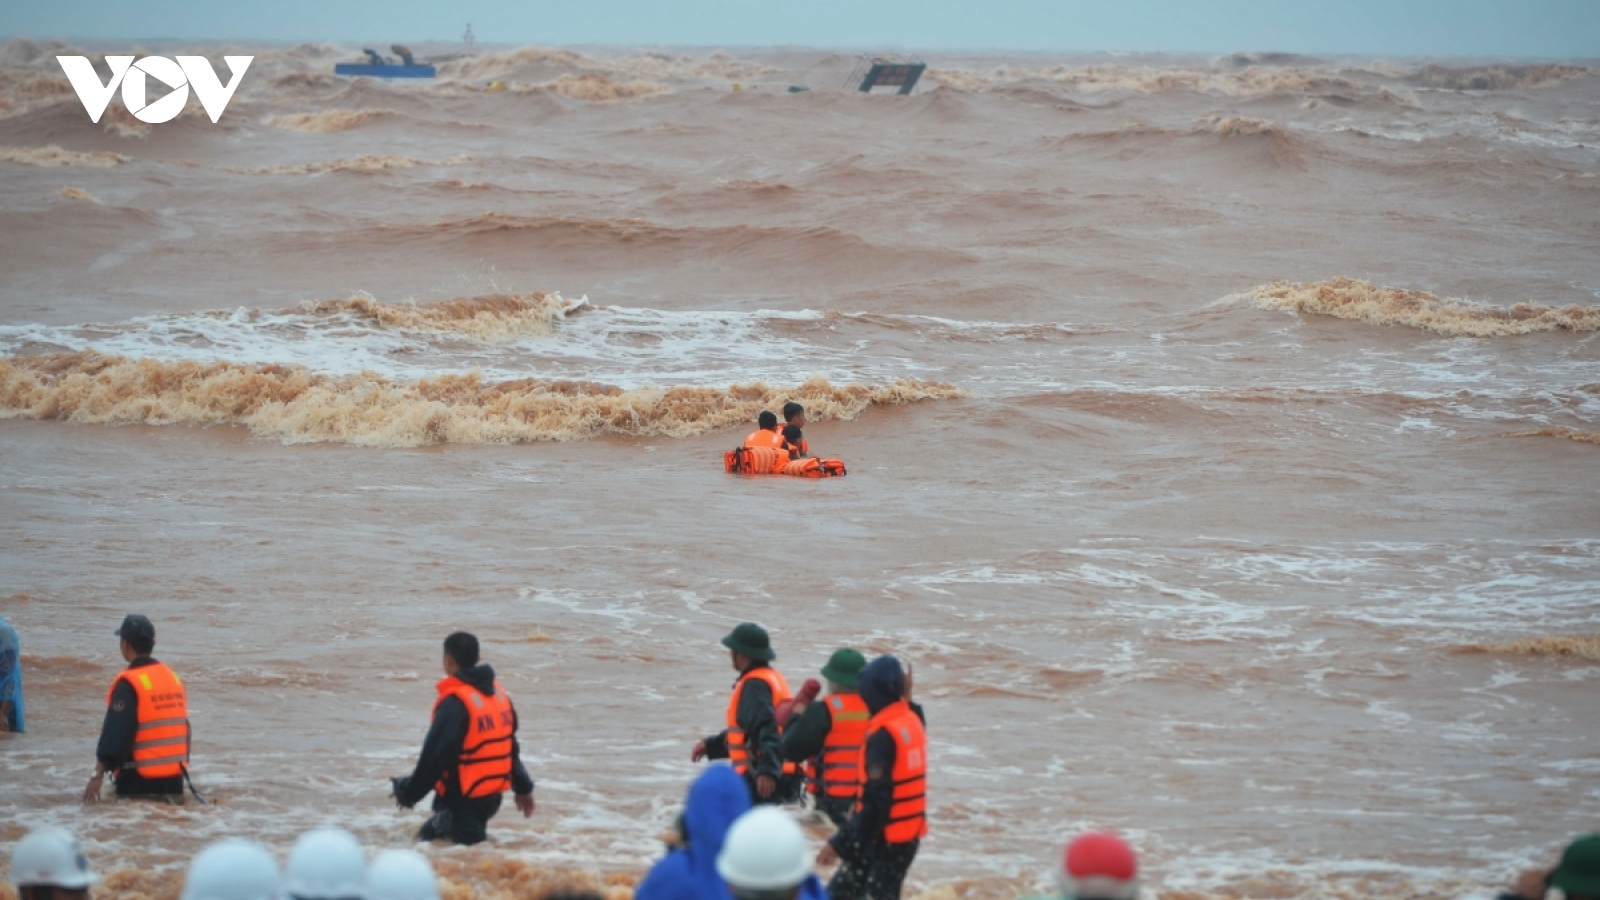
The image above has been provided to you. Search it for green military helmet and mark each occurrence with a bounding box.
[721,623,776,662]
[820,648,866,688]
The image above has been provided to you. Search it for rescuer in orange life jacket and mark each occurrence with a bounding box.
[390,631,536,845]
[691,622,803,805]
[779,648,868,826]
[816,655,927,900]
[743,412,786,451]
[84,615,191,804]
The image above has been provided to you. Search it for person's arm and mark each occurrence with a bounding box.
[829,728,896,852]
[392,696,466,808]
[85,679,138,803]
[736,677,779,779]
[780,701,832,763]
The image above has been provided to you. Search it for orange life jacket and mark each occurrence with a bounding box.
[856,699,928,843]
[743,428,784,450]
[726,445,790,474]
[816,692,870,799]
[433,676,516,799]
[725,666,799,777]
[106,662,190,779]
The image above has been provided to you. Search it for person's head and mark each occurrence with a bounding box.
[11,827,96,900]
[180,839,282,900]
[856,655,906,715]
[757,411,778,431]
[1058,832,1138,900]
[284,827,365,900]
[781,425,802,445]
[364,850,439,900]
[442,632,479,676]
[716,807,812,900]
[781,403,805,427]
[115,614,156,661]
[819,648,865,693]
[1551,834,1600,900]
[720,623,775,673]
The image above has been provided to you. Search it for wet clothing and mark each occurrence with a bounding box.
[702,663,794,802]
[636,765,750,900]
[827,657,926,900]
[393,663,534,845]
[782,691,870,826]
[96,657,183,797]
[0,617,22,733]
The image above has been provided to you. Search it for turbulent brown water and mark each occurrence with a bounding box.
[2,37,1598,900]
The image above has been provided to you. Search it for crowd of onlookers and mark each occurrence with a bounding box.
[8,814,1599,900]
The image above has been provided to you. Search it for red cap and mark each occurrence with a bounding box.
[1059,832,1138,900]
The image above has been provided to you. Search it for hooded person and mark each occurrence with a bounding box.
[819,655,926,900]
[636,764,753,900]
[390,631,536,845]
[0,616,23,734]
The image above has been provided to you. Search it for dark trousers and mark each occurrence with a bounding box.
[114,770,184,801]
[828,838,919,900]
[744,772,806,806]
[419,793,502,846]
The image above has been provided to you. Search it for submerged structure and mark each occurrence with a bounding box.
[334,44,437,79]
[848,54,926,95]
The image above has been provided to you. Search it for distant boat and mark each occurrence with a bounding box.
[335,45,436,79]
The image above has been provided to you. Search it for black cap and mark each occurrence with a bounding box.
[115,614,155,644]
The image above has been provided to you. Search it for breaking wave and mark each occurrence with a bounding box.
[57,186,94,201]
[294,291,586,340]
[222,154,471,175]
[525,74,668,102]
[1231,277,1600,337]
[1408,64,1596,91]
[0,143,124,166]
[436,46,779,85]
[924,63,1369,96]
[1500,427,1600,445]
[1459,634,1600,660]
[265,108,395,132]
[0,353,968,447]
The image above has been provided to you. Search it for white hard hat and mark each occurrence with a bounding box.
[364,850,439,900]
[715,807,811,894]
[284,828,366,900]
[180,839,282,900]
[10,827,97,889]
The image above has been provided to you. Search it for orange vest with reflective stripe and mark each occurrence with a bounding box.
[106,662,189,779]
[725,666,798,776]
[433,677,516,799]
[816,693,870,799]
[857,700,927,843]
[744,428,784,450]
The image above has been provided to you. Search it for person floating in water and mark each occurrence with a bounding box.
[744,411,786,450]
[780,403,810,457]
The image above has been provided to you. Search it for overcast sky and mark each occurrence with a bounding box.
[9,0,1599,58]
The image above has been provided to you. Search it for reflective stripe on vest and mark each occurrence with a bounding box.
[817,693,869,798]
[725,666,798,777]
[433,677,516,799]
[856,700,928,844]
[106,663,190,779]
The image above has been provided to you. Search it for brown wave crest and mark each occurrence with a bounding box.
[0,353,970,448]
[222,154,471,175]
[0,143,125,166]
[264,108,395,132]
[1500,427,1600,445]
[1457,635,1600,660]
[296,291,582,340]
[520,73,668,102]
[1409,63,1595,91]
[1234,277,1600,337]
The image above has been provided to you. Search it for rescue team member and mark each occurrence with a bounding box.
[779,648,869,826]
[692,623,800,804]
[744,411,786,450]
[390,631,536,845]
[818,655,927,900]
[84,614,189,804]
[10,827,97,900]
[781,403,809,456]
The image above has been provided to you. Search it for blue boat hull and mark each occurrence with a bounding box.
[334,63,436,78]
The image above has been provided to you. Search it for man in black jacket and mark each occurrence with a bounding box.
[83,615,186,804]
[390,632,536,845]
[691,623,796,804]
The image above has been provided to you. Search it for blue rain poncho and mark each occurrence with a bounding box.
[0,617,23,733]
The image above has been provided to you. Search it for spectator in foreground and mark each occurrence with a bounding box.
[717,806,827,900]
[10,827,95,900]
[366,849,440,900]
[637,764,752,900]
[1057,832,1138,900]
[284,827,366,900]
[179,839,282,900]
[1503,833,1600,900]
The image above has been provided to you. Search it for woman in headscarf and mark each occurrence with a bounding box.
[0,616,23,734]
